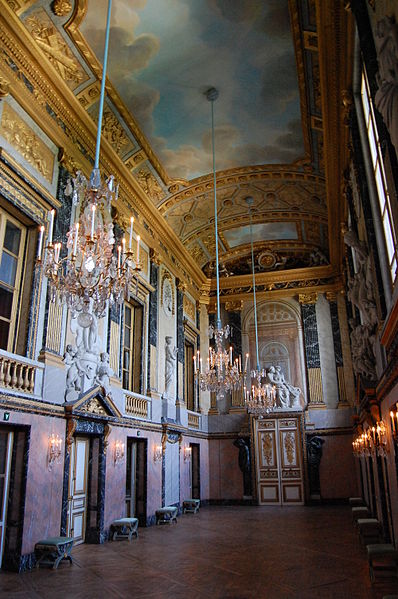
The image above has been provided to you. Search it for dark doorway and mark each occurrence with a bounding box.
[126,438,147,526]
[190,443,200,499]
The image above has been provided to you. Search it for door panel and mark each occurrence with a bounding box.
[254,416,304,505]
[67,438,89,545]
[0,431,13,569]
[191,443,200,499]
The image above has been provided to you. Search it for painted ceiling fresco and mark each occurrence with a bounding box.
[80,0,304,181]
[12,0,329,280]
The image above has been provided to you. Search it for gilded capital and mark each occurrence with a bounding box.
[225,300,243,312]
[298,292,318,305]
[149,247,161,266]
[325,291,337,302]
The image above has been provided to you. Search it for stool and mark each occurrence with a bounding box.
[349,496,365,507]
[357,518,383,545]
[367,544,398,583]
[111,517,139,541]
[352,506,370,523]
[156,506,178,524]
[35,536,73,570]
[183,499,200,514]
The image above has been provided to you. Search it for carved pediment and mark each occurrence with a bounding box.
[64,386,122,419]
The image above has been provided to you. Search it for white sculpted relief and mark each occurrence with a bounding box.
[64,305,113,400]
[266,365,303,410]
[164,335,178,396]
[344,230,378,381]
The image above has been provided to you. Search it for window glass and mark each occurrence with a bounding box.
[0,253,17,287]
[0,320,9,350]
[3,221,21,255]
[0,286,13,319]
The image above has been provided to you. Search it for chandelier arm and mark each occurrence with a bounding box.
[93,0,113,177]
[249,208,260,371]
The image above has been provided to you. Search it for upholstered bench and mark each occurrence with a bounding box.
[156,506,178,525]
[183,499,200,514]
[357,518,383,545]
[111,517,139,541]
[349,496,365,507]
[352,506,370,522]
[35,536,73,570]
[367,544,398,583]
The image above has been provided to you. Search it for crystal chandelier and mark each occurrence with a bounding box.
[194,88,243,397]
[244,197,276,416]
[36,0,141,319]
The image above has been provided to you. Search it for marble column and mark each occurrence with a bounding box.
[147,250,160,393]
[327,291,348,405]
[299,293,324,406]
[228,305,245,410]
[316,293,339,409]
[176,280,185,422]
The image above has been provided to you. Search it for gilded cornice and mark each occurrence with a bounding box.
[0,2,206,296]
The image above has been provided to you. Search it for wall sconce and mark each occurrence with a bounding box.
[48,433,62,470]
[184,446,192,462]
[154,444,163,463]
[114,440,125,466]
[352,421,388,459]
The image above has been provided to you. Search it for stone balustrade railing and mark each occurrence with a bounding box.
[0,350,44,396]
[187,411,200,429]
[125,393,149,419]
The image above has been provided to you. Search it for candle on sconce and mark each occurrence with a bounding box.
[390,411,396,434]
[193,355,196,371]
[244,353,249,372]
[136,235,140,263]
[91,205,96,240]
[48,209,55,244]
[73,223,79,256]
[37,225,44,259]
[371,426,376,443]
[229,346,232,365]
[200,358,203,373]
[117,245,121,271]
[129,217,134,250]
[122,237,126,260]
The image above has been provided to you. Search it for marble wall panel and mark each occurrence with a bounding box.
[179,437,210,502]
[1,413,66,556]
[208,439,242,500]
[319,433,359,499]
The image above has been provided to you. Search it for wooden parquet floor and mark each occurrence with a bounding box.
[0,505,397,598]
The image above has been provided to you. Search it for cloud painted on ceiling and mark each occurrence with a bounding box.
[223,222,298,248]
[81,0,304,180]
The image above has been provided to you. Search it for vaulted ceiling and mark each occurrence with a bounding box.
[8,0,353,294]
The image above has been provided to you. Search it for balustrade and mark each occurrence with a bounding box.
[125,393,149,419]
[0,351,42,394]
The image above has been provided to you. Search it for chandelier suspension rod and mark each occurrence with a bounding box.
[93,0,113,179]
[248,199,260,371]
[209,90,221,329]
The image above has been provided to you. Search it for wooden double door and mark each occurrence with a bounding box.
[253,415,304,505]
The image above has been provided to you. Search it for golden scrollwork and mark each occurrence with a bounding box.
[261,432,273,466]
[0,103,54,181]
[225,300,243,312]
[101,107,130,156]
[183,295,195,321]
[0,75,10,98]
[66,418,77,453]
[82,398,107,416]
[284,432,295,465]
[103,423,111,455]
[24,10,87,90]
[125,149,147,170]
[137,168,164,204]
[52,0,72,17]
